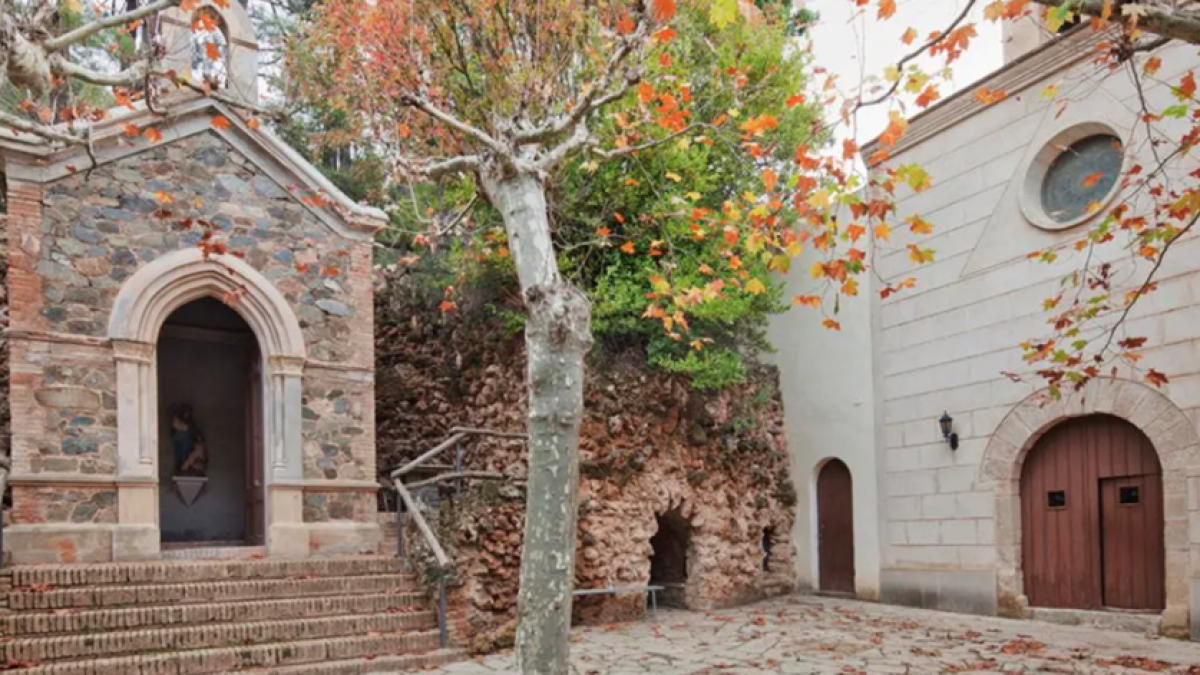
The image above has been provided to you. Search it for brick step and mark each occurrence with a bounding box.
[8,556,408,589]
[2,610,438,663]
[251,648,467,674]
[3,590,428,636]
[6,630,444,675]
[8,574,416,611]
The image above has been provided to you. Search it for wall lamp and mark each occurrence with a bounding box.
[939,411,959,451]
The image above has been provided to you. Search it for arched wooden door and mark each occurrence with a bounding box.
[817,459,855,594]
[1021,414,1164,611]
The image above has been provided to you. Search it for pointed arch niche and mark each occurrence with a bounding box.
[105,250,306,559]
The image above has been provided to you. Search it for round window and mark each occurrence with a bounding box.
[1019,124,1125,231]
[1039,134,1123,225]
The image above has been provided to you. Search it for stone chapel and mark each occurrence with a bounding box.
[1,0,386,564]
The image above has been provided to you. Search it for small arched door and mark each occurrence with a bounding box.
[817,459,855,594]
[1021,414,1164,611]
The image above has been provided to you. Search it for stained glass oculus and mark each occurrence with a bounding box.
[1040,134,1123,225]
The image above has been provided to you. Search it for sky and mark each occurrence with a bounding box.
[804,0,1005,145]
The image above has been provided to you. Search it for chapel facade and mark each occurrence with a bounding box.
[0,0,386,564]
[771,17,1200,639]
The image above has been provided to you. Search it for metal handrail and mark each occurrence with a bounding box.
[391,427,527,649]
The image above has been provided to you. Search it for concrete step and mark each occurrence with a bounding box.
[259,648,468,674]
[7,630,445,675]
[2,610,438,663]
[240,648,466,674]
[4,590,428,636]
[7,556,408,589]
[8,573,417,610]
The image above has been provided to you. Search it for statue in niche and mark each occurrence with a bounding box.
[171,405,208,477]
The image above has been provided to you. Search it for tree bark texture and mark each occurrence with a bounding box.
[482,171,592,675]
[1032,0,1200,46]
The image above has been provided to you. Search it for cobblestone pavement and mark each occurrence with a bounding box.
[406,595,1200,674]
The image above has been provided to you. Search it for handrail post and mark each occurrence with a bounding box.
[396,492,407,569]
[454,441,463,497]
[438,576,448,649]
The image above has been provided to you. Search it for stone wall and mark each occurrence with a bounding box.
[377,271,797,652]
[4,126,380,562]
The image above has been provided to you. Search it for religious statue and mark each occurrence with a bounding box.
[171,405,208,478]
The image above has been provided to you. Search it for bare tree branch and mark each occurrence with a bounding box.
[513,24,647,146]
[50,54,148,87]
[0,108,84,145]
[401,93,507,156]
[1031,0,1200,45]
[856,0,979,110]
[46,0,181,51]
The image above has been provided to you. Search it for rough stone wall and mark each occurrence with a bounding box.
[8,132,375,486]
[377,271,797,652]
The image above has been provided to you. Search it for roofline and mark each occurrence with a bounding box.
[0,93,387,241]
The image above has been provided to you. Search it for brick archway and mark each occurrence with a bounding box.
[980,378,1200,635]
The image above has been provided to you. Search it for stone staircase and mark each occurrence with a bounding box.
[0,556,465,674]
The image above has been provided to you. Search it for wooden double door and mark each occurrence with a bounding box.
[1021,414,1164,611]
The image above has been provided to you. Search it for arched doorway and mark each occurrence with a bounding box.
[817,459,855,594]
[1021,414,1164,611]
[649,507,691,608]
[157,298,265,547]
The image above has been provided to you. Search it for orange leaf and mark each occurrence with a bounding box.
[902,27,918,44]
[975,88,1007,105]
[211,115,232,130]
[397,122,410,139]
[842,138,859,160]
[823,319,842,331]
[1145,56,1162,77]
[596,227,611,237]
[617,13,635,34]
[1082,171,1104,188]
[123,123,140,138]
[143,127,163,143]
[652,0,675,22]
[916,84,941,108]
[621,241,636,254]
[762,168,778,192]
[614,212,627,224]
[786,94,806,108]
[638,81,655,104]
[1177,72,1197,100]
[792,295,821,308]
[878,0,897,19]
[653,26,677,43]
[246,117,261,130]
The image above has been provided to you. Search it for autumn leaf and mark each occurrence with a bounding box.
[620,241,636,254]
[873,222,892,241]
[975,87,1007,105]
[878,0,896,20]
[710,0,738,28]
[617,13,635,34]
[1175,72,1197,101]
[1144,56,1162,77]
[902,27,918,44]
[211,115,232,130]
[793,295,821,308]
[916,84,941,108]
[842,138,859,160]
[745,278,766,295]
[247,117,262,131]
[154,190,175,204]
[762,168,778,191]
[1146,369,1169,387]
[1082,171,1105,188]
[438,300,457,313]
[143,127,163,143]
[596,227,611,237]
[906,215,933,234]
[822,319,842,331]
[651,0,675,22]
[786,94,806,108]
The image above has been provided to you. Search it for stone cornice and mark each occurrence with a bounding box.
[0,94,387,241]
[863,26,1117,163]
[270,479,382,492]
[9,473,156,487]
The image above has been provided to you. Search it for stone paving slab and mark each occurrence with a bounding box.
[393,595,1200,674]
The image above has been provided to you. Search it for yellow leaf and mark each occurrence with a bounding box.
[808,189,831,209]
[884,65,901,83]
[874,223,891,241]
[686,191,702,201]
[666,172,682,182]
[810,261,825,279]
[746,278,766,295]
